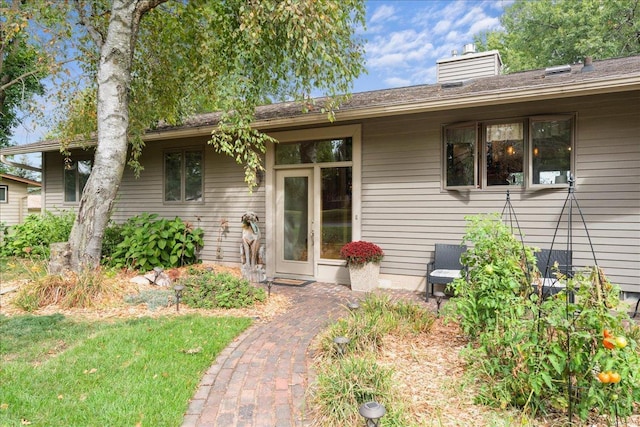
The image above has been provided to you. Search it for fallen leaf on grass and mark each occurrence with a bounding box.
[182,346,202,354]
[83,368,98,374]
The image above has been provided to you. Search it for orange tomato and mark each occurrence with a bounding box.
[603,329,613,338]
[609,372,621,383]
[598,371,611,383]
[603,337,616,349]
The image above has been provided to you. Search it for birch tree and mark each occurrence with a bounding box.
[56,0,366,270]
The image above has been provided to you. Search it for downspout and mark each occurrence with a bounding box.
[0,154,42,173]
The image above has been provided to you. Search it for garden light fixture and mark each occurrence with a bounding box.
[359,401,386,427]
[173,285,185,312]
[434,291,446,315]
[347,301,360,311]
[265,277,273,297]
[333,336,350,356]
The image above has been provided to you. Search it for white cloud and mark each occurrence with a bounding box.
[366,29,435,68]
[466,16,501,37]
[369,4,396,25]
[433,20,452,36]
[384,76,412,87]
[444,30,462,43]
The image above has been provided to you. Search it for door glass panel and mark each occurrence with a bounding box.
[321,167,352,259]
[284,176,308,261]
[275,138,352,165]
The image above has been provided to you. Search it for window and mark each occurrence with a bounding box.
[0,185,7,203]
[531,117,573,185]
[443,116,573,189]
[275,138,352,165]
[164,150,203,202]
[64,160,92,202]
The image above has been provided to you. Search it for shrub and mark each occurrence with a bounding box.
[101,221,126,262]
[0,211,75,258]
[124,289,174,311]
[446,214,640,423]
[13,268,122,311]
[106,213,204,272]
[179,270,266,309]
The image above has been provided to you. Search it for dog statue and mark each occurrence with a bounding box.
[240,212,264,281]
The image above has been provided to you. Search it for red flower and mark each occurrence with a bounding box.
[340,241,384,267]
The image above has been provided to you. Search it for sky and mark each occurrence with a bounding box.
[10,0,510,147]
[354,0,508,92]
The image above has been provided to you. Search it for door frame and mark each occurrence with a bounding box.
[275,167,314,276]
[264,124,362,281]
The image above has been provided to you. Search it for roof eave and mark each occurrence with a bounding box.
[2,75,638,156]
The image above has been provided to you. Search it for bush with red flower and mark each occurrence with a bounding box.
[340,241,384,267]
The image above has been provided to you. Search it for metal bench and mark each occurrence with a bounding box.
[426,244,467,301]
[533,248,573,298]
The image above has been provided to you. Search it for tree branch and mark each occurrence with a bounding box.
[73,0,105,49]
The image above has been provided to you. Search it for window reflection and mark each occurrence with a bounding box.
[276,138,352,165]
[321,167,352,259]
[532,119,572,185]
[485,122,524,186]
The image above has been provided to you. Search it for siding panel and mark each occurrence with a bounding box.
[360,91,640,292]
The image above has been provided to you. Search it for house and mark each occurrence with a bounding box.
[1,53,639,298]
[0,173,42,227]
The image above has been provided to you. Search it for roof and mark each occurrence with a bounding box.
[2,55,639,156]
[0,173,41,186]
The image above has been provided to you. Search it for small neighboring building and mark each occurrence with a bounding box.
[0,174,42,226]
[0,53,639,296]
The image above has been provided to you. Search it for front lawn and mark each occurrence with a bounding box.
[0,313,252,426]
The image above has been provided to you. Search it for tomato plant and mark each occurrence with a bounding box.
[447,214,640,424]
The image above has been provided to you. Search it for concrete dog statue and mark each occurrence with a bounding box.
[240,212,263,280]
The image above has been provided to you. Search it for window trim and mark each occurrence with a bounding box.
[0,185,7,203]
[528,114,575,189]
[63,158,92,204]
[442,114,575,191]
[163,147,204,204]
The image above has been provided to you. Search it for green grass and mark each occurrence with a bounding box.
[0,313,252,426]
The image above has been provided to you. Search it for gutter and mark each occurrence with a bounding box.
[0,154,42,173]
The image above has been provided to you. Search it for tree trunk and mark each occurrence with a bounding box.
[68,0,138,271]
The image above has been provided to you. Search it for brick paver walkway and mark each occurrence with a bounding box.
[180,282,429,427]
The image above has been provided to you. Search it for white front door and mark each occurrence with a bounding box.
[275,168,314,277]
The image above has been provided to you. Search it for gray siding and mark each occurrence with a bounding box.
[0,180,29,226]
[44,136,264,266]
[41,91,640,293]
[361,91,640,292]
